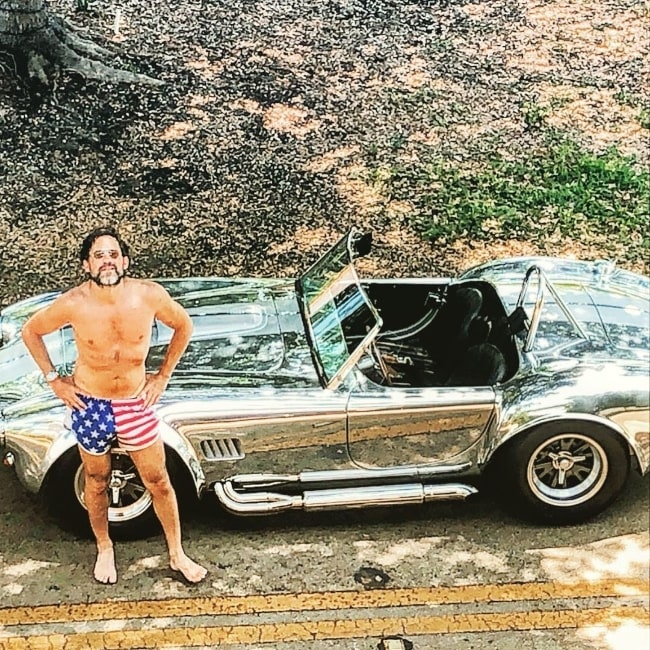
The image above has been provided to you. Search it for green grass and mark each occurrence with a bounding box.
[367,137,649,265]
[639,108,650,130]
[522,102,550,130]
[613,90,650,130]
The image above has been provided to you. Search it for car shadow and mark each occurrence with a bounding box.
[189,472,650,545]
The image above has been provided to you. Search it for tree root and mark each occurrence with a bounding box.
[3,14,163,87]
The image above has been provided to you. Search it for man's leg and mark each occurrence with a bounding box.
[128,438,207,583]
[79,447,117,584]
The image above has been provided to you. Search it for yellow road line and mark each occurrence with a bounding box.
[0,606,647,649]
[0,578,647,626]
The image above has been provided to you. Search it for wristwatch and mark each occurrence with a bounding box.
[44,370,59,382]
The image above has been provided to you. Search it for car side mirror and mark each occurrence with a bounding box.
[353,232,372,258]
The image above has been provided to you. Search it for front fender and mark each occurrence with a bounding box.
[158,420,206,497]
[2,407,73,494]
[3,408,205,498]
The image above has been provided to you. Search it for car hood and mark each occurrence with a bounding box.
[0,277,320,412]
[149,277,321,389]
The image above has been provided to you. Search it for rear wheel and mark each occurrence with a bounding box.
[42,446,189,539]
[494,422,630,524]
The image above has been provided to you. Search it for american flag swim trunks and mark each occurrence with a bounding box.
[71,394,160,454]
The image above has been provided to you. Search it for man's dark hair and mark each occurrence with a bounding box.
[79,226,130,262]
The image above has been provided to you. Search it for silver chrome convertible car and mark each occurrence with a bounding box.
[1,229,649,537]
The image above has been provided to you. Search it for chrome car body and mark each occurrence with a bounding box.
[1,229,648,536]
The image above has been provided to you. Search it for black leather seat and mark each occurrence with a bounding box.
[424,286,509,386]
[445,342,507,386]
[426,287,483,381]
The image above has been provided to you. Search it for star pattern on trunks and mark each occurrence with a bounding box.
[71,398,116,453]
[71,394,159,453]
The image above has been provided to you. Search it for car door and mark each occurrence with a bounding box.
[346,384,497,469]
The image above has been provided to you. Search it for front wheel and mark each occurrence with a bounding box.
[42,447,178,539]
[493,422,630,524]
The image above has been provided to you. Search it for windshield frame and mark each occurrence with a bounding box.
[295,229,382,389]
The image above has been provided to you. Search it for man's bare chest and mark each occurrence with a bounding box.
[73,303,154,347]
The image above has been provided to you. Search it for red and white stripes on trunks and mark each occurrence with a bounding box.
[70,394,160,455]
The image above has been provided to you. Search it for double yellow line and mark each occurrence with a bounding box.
[0,578,648,648]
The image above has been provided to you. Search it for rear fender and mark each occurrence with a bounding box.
[489,413,649,474]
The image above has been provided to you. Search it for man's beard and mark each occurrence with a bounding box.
[89,265,125,287]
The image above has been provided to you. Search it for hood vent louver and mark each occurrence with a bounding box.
[200,437,244,461]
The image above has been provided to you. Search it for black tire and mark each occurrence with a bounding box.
[41,446,190,540]
[492,421,630,524]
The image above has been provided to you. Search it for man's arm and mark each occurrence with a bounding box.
[21,296,86,410]
[140,284,193,407]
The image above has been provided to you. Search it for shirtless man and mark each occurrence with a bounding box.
[21,226,207,585]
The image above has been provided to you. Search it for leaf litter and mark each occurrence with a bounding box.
[0,0,647,310]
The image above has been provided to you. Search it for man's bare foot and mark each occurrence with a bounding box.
[94,547,117,584]
[170,554,207,584]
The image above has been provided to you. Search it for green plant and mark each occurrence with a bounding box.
[389,132,408,151]
[522,102,550,130]
[368,137,649,264]
[614,90,639,108]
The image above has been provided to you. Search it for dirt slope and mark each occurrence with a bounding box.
[0,0,647,309]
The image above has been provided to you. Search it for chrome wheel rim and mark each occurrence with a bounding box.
[527,433,608,507]
[74,449,153,522]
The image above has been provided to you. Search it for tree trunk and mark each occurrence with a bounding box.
[0,0,162,86]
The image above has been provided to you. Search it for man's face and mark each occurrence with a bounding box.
[83,235,129,287]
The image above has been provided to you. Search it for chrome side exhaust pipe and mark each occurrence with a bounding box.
[214,481,477,515]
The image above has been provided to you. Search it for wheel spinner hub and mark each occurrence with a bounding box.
[108,469,137,505]
[74,452,153,522]
[528,433,608,507]
[549,449,587,480]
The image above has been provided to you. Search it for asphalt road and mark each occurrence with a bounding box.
[0,467,648,649]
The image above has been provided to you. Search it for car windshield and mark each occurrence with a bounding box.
[296,230,382,389]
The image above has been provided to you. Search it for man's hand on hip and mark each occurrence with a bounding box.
[140,372,170,408]
[51,376,87,410]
